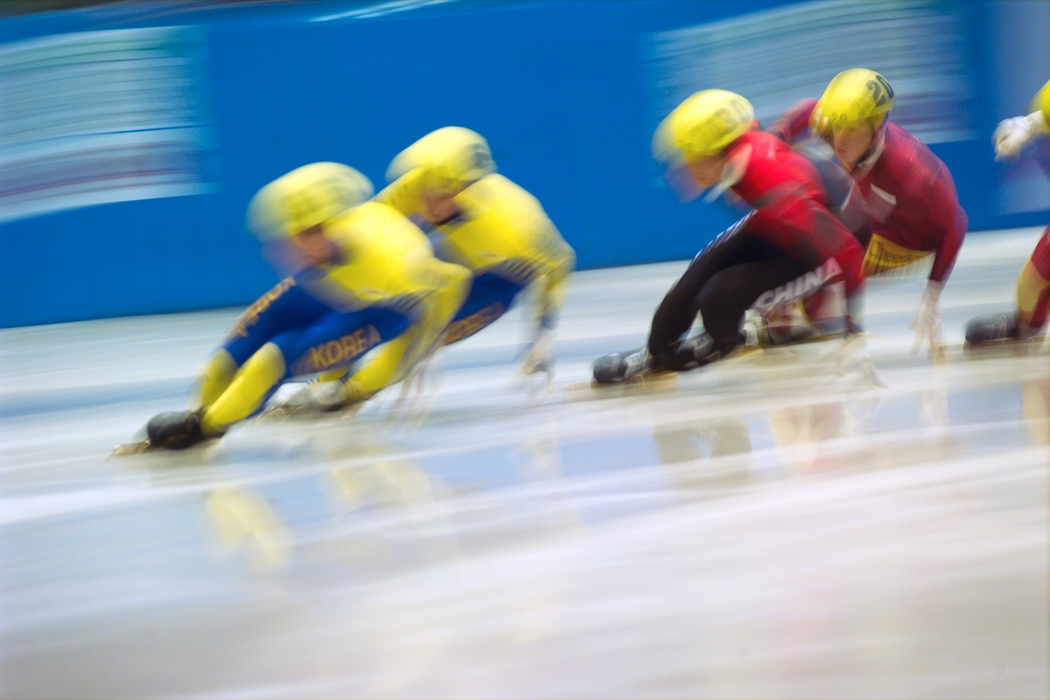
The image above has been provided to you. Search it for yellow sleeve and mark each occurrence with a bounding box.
[451,175,576,332]
[304,202,470,399]
[304,202,441,309]
[524,217,576,331]
[340,259,470,400]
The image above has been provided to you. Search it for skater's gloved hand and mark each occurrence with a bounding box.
[521,329,555,378]
[286,378,361,414]
[993,112,1049,161]
[911,280,944,356]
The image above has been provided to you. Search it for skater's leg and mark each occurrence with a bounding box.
[601,254,811,382]
[148,279,343,449]
[966,226,1050,344]
[697,255,810,356]
[199,351,239,408]
[594,256,719,383]
[199,343,287,436]
[196,307,410,438]
[648,216,764,357]
[1018,227,1050,334]
[442,272,524,345]
[594,219,772,383]
[201,278,331,405]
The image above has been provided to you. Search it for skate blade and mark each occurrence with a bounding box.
[564,371,678,402]
[257,404,312,422]
[257,401,364,422]
[109,439,153,457]
[964,336,1046,359]
[106,437,220,459]
[753,331,847,350]
[728,345,765,360]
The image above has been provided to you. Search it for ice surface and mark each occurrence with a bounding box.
[0,228,1047,698]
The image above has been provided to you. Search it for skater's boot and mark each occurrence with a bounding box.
[965,312,1020,346]
[146,408,211,450]
[592,347,653,384]
[673,330,746,370]
[672,332,716,371]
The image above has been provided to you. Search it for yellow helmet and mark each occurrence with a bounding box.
[386,126,495,193]
[815,68,895,131]
[653,89,755,163]
[247,162,373,240]
[1032,78,1050,126]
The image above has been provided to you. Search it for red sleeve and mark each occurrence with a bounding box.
[929,187,966,284]
[743,197,847,272]
[882,174,966,284]
[911,162,967,284]
[768,99,819,142]
[875,127,967,284]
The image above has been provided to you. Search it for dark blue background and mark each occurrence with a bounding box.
[0,0,1044,327]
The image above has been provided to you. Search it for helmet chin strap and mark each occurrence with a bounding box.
[703,142,752,203]
[854,121,888,173]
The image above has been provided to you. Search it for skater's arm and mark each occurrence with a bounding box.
[768,99,819,143]
[344,261,471,399]
[926,178,967,285]
[529,224,576,333]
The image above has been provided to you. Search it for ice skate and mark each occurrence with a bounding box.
[145,408,211,450]
[109,408,219,456]
[592,348,653,384]
[964,312,1045,356]
[965,312,1021,346]
[673,332,718,370]
[566,348,676,401]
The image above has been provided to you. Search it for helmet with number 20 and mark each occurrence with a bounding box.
[387,126,496,194]
[653,89,755,164]
[812,68,896,134]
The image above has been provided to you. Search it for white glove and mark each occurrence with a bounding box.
[395,346,441,414]
[992,111,1049,161]
[521,329,555,379]
[277,378,360,415]
[911,281,944,356]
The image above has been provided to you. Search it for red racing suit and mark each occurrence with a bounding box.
[771,99,968,284]
[726,130,865,299]
[646,130,866,358]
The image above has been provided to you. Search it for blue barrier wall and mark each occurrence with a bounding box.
[1,0,1047,327]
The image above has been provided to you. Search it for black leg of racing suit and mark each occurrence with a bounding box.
[648,218,809,368]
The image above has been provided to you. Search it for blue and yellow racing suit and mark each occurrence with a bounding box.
[196,201,470,435]
[376,171,575,346]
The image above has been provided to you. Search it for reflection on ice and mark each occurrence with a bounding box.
[207,487,292,571]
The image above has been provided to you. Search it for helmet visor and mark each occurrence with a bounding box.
[661,161,704,203]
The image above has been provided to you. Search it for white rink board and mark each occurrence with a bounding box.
[0,228,1047,698]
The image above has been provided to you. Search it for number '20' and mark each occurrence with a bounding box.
[866,75,895,107]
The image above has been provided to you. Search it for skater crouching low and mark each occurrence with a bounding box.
[593,89,866,384]
[144,162,470,450]
[770,69,969,356]
[287,127,577,412]
[966,79,1050,348]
